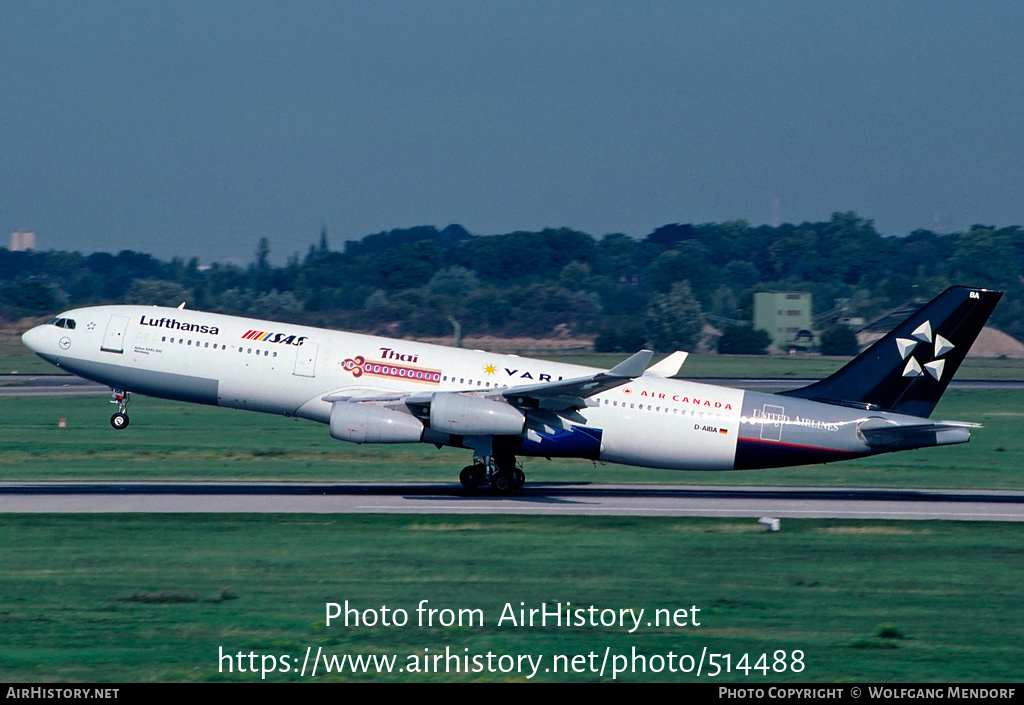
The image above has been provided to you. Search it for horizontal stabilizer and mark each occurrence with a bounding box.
[857,417,978,450]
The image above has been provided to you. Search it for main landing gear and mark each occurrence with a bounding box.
[110,388,130,430]
[459,454,526,494]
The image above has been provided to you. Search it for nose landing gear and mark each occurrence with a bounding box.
[110,388,130,429]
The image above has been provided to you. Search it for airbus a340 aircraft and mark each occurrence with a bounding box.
[22,285,1000,492]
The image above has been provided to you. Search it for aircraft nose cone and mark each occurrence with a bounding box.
[22,325,48,354]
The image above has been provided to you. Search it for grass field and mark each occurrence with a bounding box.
[1,514,1023,682]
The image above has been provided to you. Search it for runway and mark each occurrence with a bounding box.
[2,482,1023,521]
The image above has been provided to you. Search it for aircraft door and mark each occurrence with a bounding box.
[100,315,130,353]
[293,342,319,377]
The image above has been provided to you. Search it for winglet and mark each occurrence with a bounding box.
[607,349,654,377]
[644,351,688,378]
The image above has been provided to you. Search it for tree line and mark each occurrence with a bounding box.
[2,213,1021,351]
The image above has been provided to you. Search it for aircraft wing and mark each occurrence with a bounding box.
[498,349,653,413]
[321,350,655,416]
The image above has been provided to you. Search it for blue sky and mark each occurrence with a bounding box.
[2,1,1022,263]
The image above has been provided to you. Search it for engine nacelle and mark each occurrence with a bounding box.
[429,393,526,436]
[330,401,424,444]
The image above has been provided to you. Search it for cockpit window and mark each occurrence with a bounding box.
[49,318,76,329]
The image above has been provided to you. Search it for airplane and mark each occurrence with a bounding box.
[21,285,1001,492]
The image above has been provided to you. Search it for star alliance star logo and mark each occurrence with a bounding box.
[896,320,954,381]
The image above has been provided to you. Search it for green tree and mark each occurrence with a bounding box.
[377,241,442,290]
[428,266,479,299]
[0,280,66,317]
[819,325,860,356]
[594,326,646,353]
[717,325,771,355]
[558,260,592,289]
[252,290,303,314]
[318,226,329,255]
[252,238,272,293]
[645,281,704,351]
[124,279,192,307]
[949,227,1018,287]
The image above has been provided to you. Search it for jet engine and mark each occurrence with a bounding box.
[428,393,526,436]
[330,401,424,443]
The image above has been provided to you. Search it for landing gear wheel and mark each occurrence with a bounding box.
[110,412,130,430]
[491,471,515,494]
[511,468,526,490]
[460,465,485,490]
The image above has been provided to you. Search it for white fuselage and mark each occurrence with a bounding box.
[27,288,994,477]
[23,305,757,471]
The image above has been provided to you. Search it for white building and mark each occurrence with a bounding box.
[10,231,36,251]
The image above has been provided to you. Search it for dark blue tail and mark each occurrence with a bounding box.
[782,286,1002,417]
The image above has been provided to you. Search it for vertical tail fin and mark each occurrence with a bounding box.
[781,286,1002,417]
